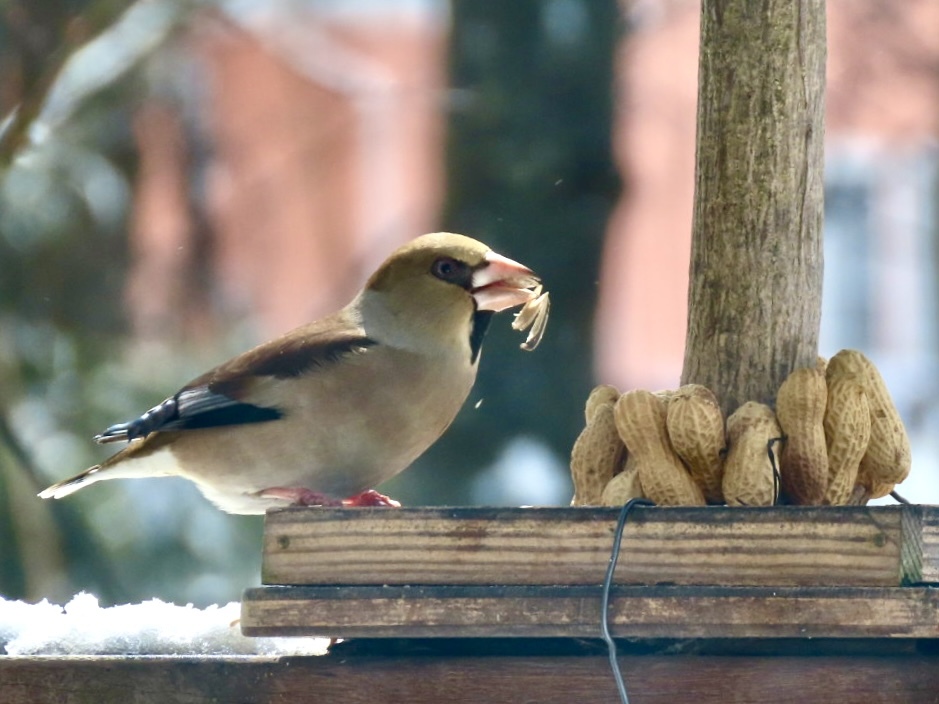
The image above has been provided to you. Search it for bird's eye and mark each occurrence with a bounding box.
[431,257,470,286]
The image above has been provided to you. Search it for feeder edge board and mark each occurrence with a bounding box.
[240,584,939,640]
[260,505,939,588]
[4,652,939,704]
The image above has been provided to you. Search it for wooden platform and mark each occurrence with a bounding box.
[243,505,939,639]
[3,641,939,704]
[4,506,938,703]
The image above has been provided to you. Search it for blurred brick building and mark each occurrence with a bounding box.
[129,0,450,339]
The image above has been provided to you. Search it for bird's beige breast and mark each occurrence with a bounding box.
[169,345,477,501]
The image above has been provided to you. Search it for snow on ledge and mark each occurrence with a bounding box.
[0,592,329,657]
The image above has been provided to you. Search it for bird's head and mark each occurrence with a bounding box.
[361,233,540,359]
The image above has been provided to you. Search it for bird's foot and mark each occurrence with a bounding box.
[341,489,401,507]
[257,487,343,507]
[256,487,401,507]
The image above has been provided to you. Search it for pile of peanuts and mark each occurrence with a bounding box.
[570,349,911,507]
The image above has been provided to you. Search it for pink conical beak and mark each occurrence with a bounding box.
[472,250,540,312]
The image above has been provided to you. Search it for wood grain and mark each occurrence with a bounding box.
[261,505,937,588]
[917,506,939,584]
[3,652,939,704]
[241,585,939,640]
[682,0,826,416]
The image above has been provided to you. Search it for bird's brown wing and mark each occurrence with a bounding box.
[94,322,377,444]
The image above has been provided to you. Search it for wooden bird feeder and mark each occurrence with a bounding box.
[242,505,939,639]
[5,1,939,703]
[231,504,939,702]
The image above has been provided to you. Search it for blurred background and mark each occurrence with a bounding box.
[0,0,936,606]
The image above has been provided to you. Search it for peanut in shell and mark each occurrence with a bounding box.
[822,375,871,505]
[722,402,782,507]
[570,400,626,505]
[614,390,705,506]
[600,456,644,506]
[666,384,726,503]
[776,366,829,505]
[826,349,911,489]
[584,384,621,424]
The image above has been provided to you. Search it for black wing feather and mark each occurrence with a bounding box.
[94,392,283,444]
[94,333,376,444]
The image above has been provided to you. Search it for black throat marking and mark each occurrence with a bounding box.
[470,310,494,364]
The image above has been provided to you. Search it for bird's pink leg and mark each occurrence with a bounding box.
[341,489,401,507]
[257,487,343,507]
[257,487,401,507]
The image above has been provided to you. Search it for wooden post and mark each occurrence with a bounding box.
[681,0,826,416]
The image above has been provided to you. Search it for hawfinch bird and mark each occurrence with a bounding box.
[39,233,543,514]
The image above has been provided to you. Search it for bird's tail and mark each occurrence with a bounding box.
[38,441,177,500]
[38,466,104,499]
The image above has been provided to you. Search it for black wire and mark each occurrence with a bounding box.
[601,498,655,704]
[768,436,784,504]
[890,490,910,504]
